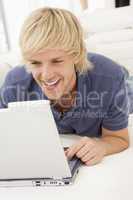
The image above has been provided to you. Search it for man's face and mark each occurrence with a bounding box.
[28,49,76,100]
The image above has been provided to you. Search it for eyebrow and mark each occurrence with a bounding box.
[29,57,63,62]
[52,57,63,60]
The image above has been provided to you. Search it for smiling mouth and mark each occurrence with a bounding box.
[40,79,61,89]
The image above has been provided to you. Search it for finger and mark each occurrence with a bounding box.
[81,149,97,162]
[66,137,88,159]
[76,143,94,159]
[64,150,68,156]
[66,143,85,159]
[85,156,101,166]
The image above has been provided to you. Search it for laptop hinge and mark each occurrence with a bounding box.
[52,176,71,180]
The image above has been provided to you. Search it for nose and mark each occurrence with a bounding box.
[39,64,54,81]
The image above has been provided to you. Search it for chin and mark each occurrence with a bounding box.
[43,90,63,101]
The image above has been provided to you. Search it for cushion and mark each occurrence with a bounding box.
[129,114,133,146]
[79,6,133,36]
[86,29,133,45]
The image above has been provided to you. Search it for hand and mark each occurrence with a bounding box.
[65,136,106,166]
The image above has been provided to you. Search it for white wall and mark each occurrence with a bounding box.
[3,0,30,50]
[89,0,115,12]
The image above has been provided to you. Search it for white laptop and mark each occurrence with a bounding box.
[0,100,82,187]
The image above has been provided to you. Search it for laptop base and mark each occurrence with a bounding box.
[0,168,79,187]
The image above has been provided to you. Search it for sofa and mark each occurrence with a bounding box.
[78,6,133,75]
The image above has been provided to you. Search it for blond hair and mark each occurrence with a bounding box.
[19,7,92,74]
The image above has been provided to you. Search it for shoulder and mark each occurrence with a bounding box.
[3,65,33,87]
[0,66,34,108]
[87,52,128,81]
[80,53,128,96]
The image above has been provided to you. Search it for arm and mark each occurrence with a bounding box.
[100,127,129,156]
[0,66,29,109]
[65,56,131,165]
[65,128,129,166]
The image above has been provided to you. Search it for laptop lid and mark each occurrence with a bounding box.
[0,100,71,180]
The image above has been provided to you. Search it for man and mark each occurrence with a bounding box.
[0,7,131,166]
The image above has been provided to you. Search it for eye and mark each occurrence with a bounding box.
[30,61,42,65]
[52,60,63,64]
[27,61,42,71]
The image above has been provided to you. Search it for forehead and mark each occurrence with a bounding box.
[28,49,68,61]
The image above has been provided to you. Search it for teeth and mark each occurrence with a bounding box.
[44,79,59,86]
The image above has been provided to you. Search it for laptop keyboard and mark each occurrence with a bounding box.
[64,147,81,171]
[67,157,79,171]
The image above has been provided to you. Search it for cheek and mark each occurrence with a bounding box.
[31,71,40,80]
[63,68,75,81]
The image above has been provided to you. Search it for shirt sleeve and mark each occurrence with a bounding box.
[0,71,17,109]
[102,74,130,131]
